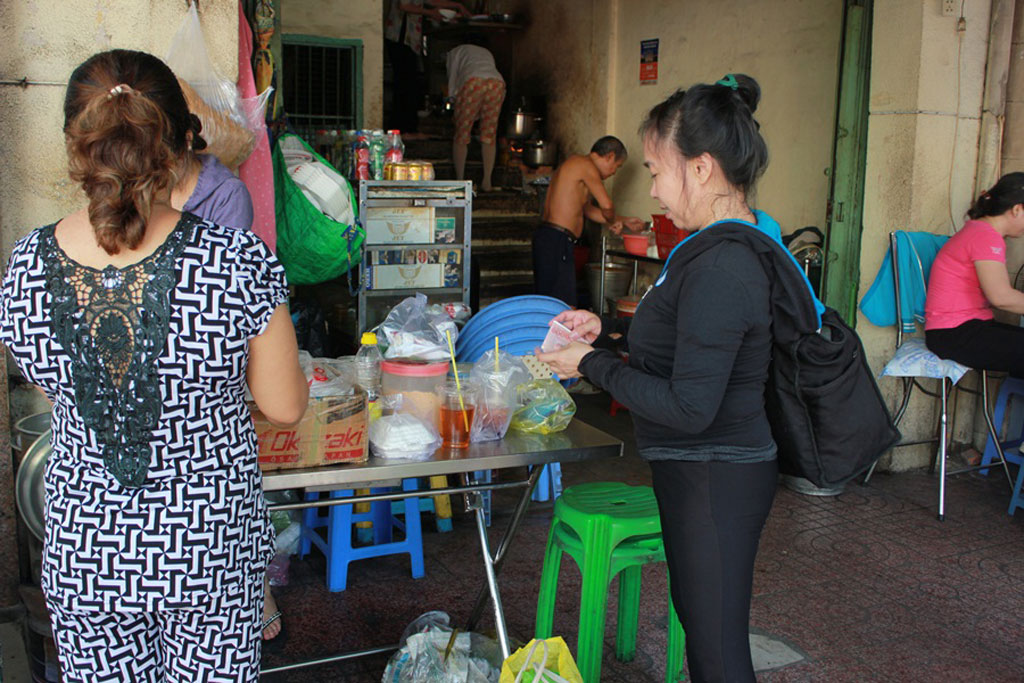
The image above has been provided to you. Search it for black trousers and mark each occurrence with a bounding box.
[650,458,778,683]
[532,223,577,307]
[926,318,1024,378]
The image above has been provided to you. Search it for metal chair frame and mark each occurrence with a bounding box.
[864,232,1013,520]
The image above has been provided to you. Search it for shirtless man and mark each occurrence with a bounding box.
[533,136,644,306]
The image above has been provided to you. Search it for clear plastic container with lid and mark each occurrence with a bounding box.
[381,360,449,429]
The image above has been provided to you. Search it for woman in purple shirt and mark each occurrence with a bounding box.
[169,119,255,231]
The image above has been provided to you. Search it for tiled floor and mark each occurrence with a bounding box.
[261,394,1024,682]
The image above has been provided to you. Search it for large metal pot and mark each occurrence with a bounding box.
[507,109,542,139]
[585,262,632,313]
[522,139,557,167]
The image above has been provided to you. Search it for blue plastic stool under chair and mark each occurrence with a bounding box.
[299,478,425,591]
[980,377,1024,473]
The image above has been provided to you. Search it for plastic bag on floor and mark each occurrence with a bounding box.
[382,611,501,683]
[499,638,582,683]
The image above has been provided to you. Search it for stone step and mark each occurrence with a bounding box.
[479,276,534,306]
[470,215,536,245]
[475,246,532,273]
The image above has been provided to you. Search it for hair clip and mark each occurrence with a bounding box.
[715,74,739,91]
[106,83,132,100]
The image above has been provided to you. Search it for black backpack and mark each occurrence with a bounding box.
[678,225,900,487]
[766,306,901,487]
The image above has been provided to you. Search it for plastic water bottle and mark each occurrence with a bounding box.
[385,129,405,164]
[355,332,383,402]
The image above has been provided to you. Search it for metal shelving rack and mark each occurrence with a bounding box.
[357,180,472,334]
[596,233,663,314]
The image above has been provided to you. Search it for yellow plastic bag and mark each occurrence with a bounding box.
[500,637,583,683]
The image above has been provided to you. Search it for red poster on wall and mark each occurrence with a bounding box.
[640,39,658,85]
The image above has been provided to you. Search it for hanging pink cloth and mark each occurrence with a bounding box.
[237,0,277,252]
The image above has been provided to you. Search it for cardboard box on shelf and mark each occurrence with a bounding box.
[364,206,435,244]
[366,263,445,289]
[252,391,369,471]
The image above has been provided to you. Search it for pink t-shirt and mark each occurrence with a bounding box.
[925,220,1006,330]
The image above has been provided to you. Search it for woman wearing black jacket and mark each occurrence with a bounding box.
[537,74,778,683]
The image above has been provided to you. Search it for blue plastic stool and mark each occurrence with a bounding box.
[980,376,1024,476]
[531,463,563,502]
[299,478,425,591]
[1010,462,1024,516]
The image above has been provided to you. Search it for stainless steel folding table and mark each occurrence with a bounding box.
[260,418,623,675]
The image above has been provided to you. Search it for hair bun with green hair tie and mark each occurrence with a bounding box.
[716,74,739,90]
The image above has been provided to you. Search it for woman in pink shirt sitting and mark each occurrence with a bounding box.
[925,172,1024,377]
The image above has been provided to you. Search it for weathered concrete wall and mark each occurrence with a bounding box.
[859,0,993,469]
[607,0,844,233]
[279,0,384,128]
[0,0,238,420]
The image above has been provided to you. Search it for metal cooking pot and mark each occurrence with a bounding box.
[507,110,542,139]
[522,139,557,167]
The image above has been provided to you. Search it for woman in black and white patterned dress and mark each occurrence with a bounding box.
[0,50,309,682]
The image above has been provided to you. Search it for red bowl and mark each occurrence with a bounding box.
[622,233,649,256]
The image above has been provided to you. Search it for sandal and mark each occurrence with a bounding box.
[261,610,287,654]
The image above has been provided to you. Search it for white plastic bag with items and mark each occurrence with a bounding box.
[470,350,531,442]
[379,294,459,361]
[382,611,501,683]
[297,351,356,397]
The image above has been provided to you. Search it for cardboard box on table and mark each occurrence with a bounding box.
[252,390,369,471]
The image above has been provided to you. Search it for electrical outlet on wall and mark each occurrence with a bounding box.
[942,0,958,16]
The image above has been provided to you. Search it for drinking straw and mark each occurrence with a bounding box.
[445,329,470,431]
[494,336,500,373]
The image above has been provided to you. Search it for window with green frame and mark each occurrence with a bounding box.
[281,35,363,138]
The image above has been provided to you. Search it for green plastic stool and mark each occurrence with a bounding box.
[535,482,686,683]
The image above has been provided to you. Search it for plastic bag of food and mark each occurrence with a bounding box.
[510,379,576,435]
[382,611,502,683]
[470,350,530,442]
[379,294,459,361]
[166,3,260,170]
[370,413,441,460]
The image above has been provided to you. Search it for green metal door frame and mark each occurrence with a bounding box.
[822,0,873,323]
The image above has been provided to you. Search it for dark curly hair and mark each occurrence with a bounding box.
[63,49,206,255]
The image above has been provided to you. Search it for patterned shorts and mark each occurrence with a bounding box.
[48,569,263,683]
[453,77,506,145]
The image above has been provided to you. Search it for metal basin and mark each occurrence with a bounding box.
[16,428,50,541]
[585,262,633,311]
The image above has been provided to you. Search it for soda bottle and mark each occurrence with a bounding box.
[369,130,387,180]
[385,129,405,164]
[354,133,370,181]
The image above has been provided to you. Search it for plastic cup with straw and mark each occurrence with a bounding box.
[445,329,470,431]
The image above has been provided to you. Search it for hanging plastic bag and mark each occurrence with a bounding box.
[499,638,583,683]
[510,380,576,435]
[382,611,502,683]
[379,294,459,361]
[166,3,262,170]
[470,350,530,442]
